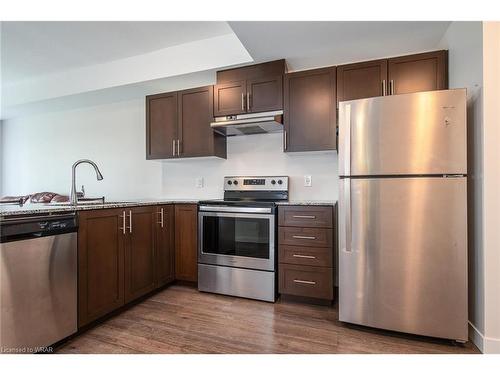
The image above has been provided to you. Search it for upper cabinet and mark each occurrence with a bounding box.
[284,67,337,152]
[337,59,388,103]
[146,86,226,160]
[337,50,448,105]
[214,60,285,116]
[387,50,448,95]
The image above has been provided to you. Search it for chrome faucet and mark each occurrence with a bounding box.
[70,159,103,205]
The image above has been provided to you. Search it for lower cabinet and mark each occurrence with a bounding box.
[78,205,175,327]
[278,205,336,303]
[174,204,198,282]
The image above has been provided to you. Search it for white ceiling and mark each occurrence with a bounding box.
[229,21,451,71]
[1,21,233,84]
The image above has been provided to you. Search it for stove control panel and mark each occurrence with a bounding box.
[224,176,288,191]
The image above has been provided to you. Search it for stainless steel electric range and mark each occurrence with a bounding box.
[198,176,289,302]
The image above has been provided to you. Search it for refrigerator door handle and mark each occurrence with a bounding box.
[340,178,352,253]
[344,104,351,175]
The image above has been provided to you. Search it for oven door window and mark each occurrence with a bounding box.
[202,215,270,259]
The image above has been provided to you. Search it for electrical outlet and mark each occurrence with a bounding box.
[196,177,204,188]
[304,175,312,187]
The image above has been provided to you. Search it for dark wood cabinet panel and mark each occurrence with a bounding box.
[279,226,333,248]
[78,209,125,327]
[178,86,226,158]
[279,264,333,300]
[213,81,246,116]
[146,92,177,159]
[284,67,337,152]
[124,206,156,303]
[279,245,333,268]
[217,59,286,83]
[175,204,198,282]
[388,50,448,95]
[155,205,175,288]
[278,205,333,228]
[337,59,388,103]
[247,75,283,113]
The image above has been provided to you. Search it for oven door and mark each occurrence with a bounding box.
[198,207,275,271]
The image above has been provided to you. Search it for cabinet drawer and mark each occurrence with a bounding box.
[279,227,332,248]
[279,264,333,300]
[278,206,333,228]
[279,245,332,267]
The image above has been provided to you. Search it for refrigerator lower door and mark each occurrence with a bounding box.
[339,176,467,341]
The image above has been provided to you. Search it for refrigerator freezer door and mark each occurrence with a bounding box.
[339,89,467,177]
[338,176,468,341]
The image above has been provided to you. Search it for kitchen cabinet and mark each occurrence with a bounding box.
[214,60,285,116]
[388,50,448,95]
[146,86,226,160]
[283,67,337,152]
[175,204,198,282]
[78,208,125,327]
[336,50,448,106]
[155,205,175,288]
[337,59,388,103]
[146,92,178,159]
[124,206,156,303]
[278,205,335,303]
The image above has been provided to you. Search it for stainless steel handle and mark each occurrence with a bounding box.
[390,79,394,95]
[284,130,288,151]
[199,205,272,214]
[172,139,175,157]
[128,210,132,234]
[382,79,387,96]
[119,210,126,234]
[246,92,250,111]
[292,235,316,240]
[241,93,245,111]
[292,215,316,219]
[344,104,351,175]
[157,208,164,228]
[292,254,316,259]
[341,178,352,252]
[293,279,316,285]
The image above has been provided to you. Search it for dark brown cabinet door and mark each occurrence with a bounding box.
[78,209,125,327]
[124,206,156,303]
[178,86,225,158]
[174,204,198,282]
[213,80,246,116]
[247,75,283,113]
[155,205,175,288]
[284,67,337,152]
[146,92,178,159]
[388,50,448,95]
[337,59,388,103]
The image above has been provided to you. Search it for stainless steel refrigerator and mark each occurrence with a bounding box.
[338,89,468,342]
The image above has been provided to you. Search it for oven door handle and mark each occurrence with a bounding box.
[199,205,272,214]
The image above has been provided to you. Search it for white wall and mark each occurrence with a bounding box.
[1,99,337,201]
[482,21,500,354]
[438,21,485,349]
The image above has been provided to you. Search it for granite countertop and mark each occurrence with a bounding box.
[0,199,199,218]
[275,200,337,206]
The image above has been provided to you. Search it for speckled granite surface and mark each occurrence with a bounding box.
[0,199,199,217]
[275,200,336,206]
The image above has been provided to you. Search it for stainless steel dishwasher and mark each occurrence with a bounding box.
[0,213,78,353]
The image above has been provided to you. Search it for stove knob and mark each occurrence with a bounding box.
[227,180,232,185]
[233,180,238,185]
[271,180,276,185]
[277,179,283,185]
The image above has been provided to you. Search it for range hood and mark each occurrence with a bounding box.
[210,110,283,136]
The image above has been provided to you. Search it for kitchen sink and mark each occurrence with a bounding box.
[48,201,133,206]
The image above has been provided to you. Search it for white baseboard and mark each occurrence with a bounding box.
[469,321,500,353]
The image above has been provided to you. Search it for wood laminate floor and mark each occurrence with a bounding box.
[58,285,479,354]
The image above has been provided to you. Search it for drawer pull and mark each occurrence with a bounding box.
[292,215,316,219]
[292,254,316,259]
[292,235,316,240]
[293,279,316,285]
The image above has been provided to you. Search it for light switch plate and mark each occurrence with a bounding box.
[196,177,204,188]
[304,175,312,187]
